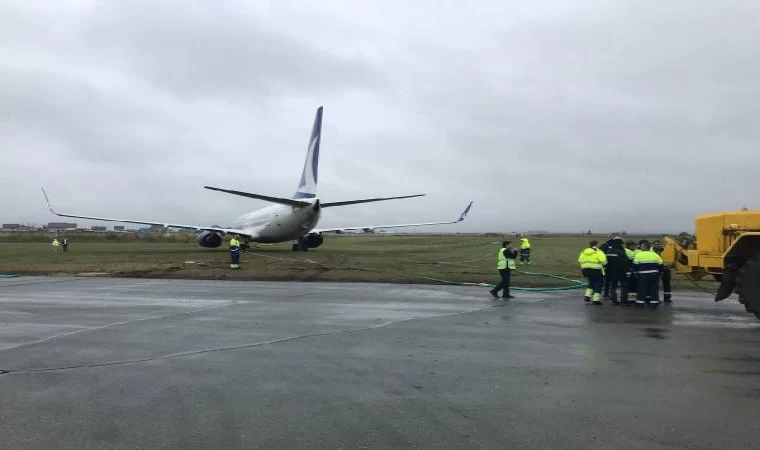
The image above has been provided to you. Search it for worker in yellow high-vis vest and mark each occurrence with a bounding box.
[519,236,532,264]
[229,235,242,269]
[633,241,664,307]
[578,240,608,304]
[490,241,518,299]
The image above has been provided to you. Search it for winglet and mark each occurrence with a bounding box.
[41,187,56,214]
[458,201,473,222]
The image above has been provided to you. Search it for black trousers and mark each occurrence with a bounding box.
[637,273,660,303]
[493,269,512,295]
[661,268,672,300]
[519,249,531,263]
[230,250,241,265]
[628,273,638,295]
[607,275,628,302]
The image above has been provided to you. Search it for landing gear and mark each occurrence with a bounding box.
[292,238,309,252]
[736,255,760,319]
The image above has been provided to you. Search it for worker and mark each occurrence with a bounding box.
[490,241,518,299]
[603,237,629,305]
[600,238,616,299]
[519,235,532,264]
[652,240,672,303]
[633,241,663,307]
[62,238,69,253]
[578,240,608,304]
[52,238,61,253]
[625,240,640,301]
[229,235,242,269]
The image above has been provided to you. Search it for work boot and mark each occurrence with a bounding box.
[502,293,515,299]
[489,290,499,299]
[584,297,591,303]
[664,293,672,303]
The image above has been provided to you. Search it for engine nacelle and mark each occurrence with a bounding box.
[304,232,324,248]
[197,231,223,248]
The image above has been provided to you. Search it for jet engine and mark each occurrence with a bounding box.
[197,231,223,248]
[304,232,324,248]
[293,232,324,251]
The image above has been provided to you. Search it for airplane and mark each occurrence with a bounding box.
[42,106,473,252]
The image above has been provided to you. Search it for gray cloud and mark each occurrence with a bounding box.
[78,1,387,100]
[1,0,759,234]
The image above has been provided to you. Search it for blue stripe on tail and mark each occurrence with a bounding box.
[294,106,322,199]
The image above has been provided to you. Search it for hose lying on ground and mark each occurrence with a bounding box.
[246,252,586,292]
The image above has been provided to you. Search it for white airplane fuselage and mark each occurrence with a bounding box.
[231,202,321,243]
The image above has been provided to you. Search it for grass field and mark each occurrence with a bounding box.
[0,233,717,292]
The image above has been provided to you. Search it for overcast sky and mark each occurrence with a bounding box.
[2,0,759,234]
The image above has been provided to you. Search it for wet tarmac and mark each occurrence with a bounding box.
[0,276,759,449]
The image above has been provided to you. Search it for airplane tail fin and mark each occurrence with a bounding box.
[293,106,323,200]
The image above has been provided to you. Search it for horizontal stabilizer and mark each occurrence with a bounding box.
[321,194,425,208]
[204,186,311,207]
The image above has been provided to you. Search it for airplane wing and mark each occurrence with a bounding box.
[42,188,249,236]
[313,201,473,234]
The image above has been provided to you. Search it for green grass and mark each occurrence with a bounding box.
[0,234,717,291]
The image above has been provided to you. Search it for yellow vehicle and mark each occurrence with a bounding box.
[661,209,760,319]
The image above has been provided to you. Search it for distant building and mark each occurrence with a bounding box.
[114,226,125,231]
[45,222,77,233]
[2,224,21,230]
[91,226,107,231]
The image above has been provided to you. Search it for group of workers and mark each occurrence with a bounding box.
[490,235,673,306]
[578,237,671,307]
[51,238,70,253]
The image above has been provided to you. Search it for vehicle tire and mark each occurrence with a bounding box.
[735,254,760,320]
[291,243,300,252]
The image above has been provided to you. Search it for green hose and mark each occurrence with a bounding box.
[511,270,588,291]
[410,270,587,291]
[249,252,587,292]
